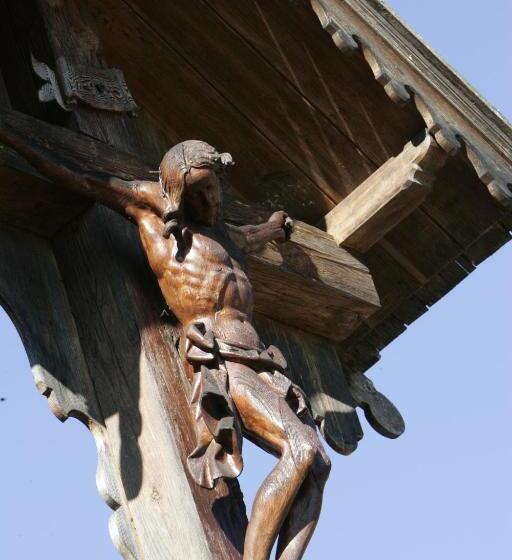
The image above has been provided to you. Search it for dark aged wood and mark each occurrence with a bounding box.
[88,0,375,219]
[0,114,345,558]
[347,372,405,439]
[73,0,512,377]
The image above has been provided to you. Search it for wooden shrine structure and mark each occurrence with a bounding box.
[0,1,510,558]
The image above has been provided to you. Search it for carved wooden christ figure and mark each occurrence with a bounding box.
[0,125,331,559]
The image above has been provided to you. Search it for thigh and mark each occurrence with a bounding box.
[227,362,322,458]
[227,362,287,454]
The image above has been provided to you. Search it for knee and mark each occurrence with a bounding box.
[285,439,316,473]
[312,453,331,487]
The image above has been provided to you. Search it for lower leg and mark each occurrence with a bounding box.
[244,451,310,560]
[276,458,331,560]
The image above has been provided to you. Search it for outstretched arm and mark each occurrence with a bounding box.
[0,113,165,219]
[227,211,294,253]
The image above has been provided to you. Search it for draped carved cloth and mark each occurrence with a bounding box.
[184,325,308,489]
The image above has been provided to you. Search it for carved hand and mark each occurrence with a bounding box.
[267,210,294,241]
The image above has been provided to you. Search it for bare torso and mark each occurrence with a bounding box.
[137,212,262,349]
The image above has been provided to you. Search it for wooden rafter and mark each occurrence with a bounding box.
[322,130,448,252]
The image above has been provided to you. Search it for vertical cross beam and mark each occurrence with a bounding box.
[31,1,247,557]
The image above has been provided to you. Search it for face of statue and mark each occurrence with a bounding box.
[184,167,222,226]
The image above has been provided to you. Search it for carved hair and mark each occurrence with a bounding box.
[159,140,233,220]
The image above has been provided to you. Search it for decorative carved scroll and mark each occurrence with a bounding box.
[348,371,405,439]
[32,54,138,113]
[310,0,512,207]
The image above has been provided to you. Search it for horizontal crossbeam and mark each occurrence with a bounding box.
[0,109,379,341]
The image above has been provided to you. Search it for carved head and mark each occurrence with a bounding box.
[159,140,233,227]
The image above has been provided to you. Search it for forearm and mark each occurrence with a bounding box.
[227,221,286,253]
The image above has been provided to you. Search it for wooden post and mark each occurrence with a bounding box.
[38,0,248,556]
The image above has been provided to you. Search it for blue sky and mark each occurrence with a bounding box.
[1,1,511,559]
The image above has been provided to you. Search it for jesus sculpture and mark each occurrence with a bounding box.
[0,124,331,560]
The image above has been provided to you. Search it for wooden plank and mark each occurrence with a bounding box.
[362,243,420,328]
[365,316,406,352]
[256,315,363,456]
[500,212,512,232]
[205,0,424,167]
[415,274,451,308]
[124,0,378,195]
[322,132,447,251]
[422,155,508,249]
[0,164,87,236]
[248,220,380,341]
[338,340,381,377]
[464,224,511,266]
[393,295,428,326]
[380,209,463,284]
[86,0,334,222]
[311,0,512,186]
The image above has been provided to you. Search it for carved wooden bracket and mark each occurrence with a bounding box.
[311,0,512,207]
[347,371,405,439]
[322,130,448,252]
[32,54,138,113]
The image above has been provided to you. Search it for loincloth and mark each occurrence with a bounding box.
[184,322,309,489]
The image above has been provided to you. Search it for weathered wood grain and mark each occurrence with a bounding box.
[0,163,87,236]
[322,131,447,251]
[248,219,379,341]
[313,0,512,211]
[256,316,363,455]
[203,0,424,167]
[87,0,383,221]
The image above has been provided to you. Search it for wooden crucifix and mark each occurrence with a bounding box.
[0,118,335,559]
[0,100,410,559]
[0,2,409,557]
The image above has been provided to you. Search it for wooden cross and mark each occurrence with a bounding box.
[0,1,440,558]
